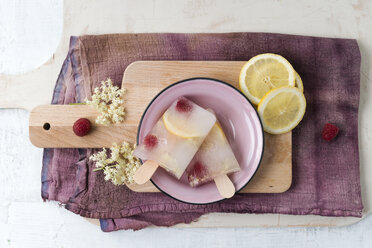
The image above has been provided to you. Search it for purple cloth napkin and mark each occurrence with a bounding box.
[41,33,363,232]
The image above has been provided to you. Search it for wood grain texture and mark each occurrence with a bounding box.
[122,61,292,194]
[85,213,361,228]
[28,61,292,194]
[29,105,136,148]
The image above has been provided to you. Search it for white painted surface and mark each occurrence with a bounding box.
[1,0,372,247]
[0,0,62,75]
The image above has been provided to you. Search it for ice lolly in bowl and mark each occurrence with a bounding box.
[187,120,241,197]
[133,97,216,184]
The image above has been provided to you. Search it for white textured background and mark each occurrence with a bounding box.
[0,0,372,247]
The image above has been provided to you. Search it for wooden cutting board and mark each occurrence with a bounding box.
[123,61,292,193]
[29,61,292,194]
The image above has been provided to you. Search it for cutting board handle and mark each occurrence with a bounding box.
[28,104,136,148]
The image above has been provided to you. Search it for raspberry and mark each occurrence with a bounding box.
[144,134,158,149]
[192,162,206,177]
[73,118,91,137]
[175,98,192,113]
[188,161,208,186]
[322,123,339,141]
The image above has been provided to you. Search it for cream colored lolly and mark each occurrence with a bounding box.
[187,122,241,187]
[134,97,216,179]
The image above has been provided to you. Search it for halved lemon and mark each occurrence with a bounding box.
[295,71,304,92]
[257,87,306,134]
[239,53,296,105]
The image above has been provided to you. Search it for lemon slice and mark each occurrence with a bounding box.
[295,71,304,92]
[239,53,296,105]
[162,98,216,138]
[257,87,306,134]
[198,122,227,152]
[205,109,225,142]
[163,112,199,138]
[211,122,226,142]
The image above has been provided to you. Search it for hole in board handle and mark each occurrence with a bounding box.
[43,123,51,130]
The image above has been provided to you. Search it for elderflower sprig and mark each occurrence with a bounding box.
[85,78,126,125]
[90,142,141,185]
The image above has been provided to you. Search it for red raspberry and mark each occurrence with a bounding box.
[73,118,91,137]
[188,161,208,186]
[144,134,158,149]
[175,98,192,113]
[192,162,206,177]
[322,123,339,141]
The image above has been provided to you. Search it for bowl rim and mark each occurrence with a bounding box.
[136,77,265,205]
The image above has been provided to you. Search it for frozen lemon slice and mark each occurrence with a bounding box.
[163,112,198,138]
[239,53,296,105]
[162,98,216,138]
[205,109,225,142]
[209,122,226,142]
[257,87,306,134]
[295,71,304,92]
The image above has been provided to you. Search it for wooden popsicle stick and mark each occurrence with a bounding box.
[214,174,236,198]
[133,160,159,185]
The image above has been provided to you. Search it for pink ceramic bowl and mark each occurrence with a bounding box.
[137,78,264,204]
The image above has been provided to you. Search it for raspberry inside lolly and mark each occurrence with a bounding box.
[191,161,207,177]
[175,98,193,113]
[144,134,158,149]
[188,161,209,187]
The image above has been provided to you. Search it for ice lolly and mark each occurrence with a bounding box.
[187,122,241,187]
[133,97,216,183]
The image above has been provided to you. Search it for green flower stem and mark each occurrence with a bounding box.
[69,102,87,105]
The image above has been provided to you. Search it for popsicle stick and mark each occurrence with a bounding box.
[214,174,236,198]
[133,160,159,185]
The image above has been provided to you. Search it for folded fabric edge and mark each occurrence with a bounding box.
[99,212,204,232]
[65,201,362,221]
[79,32,358,43]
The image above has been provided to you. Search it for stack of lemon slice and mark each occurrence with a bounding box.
[239,53,306,134]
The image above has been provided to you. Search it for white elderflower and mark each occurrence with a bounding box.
[85,78,126,125]
[90,141,141,185]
